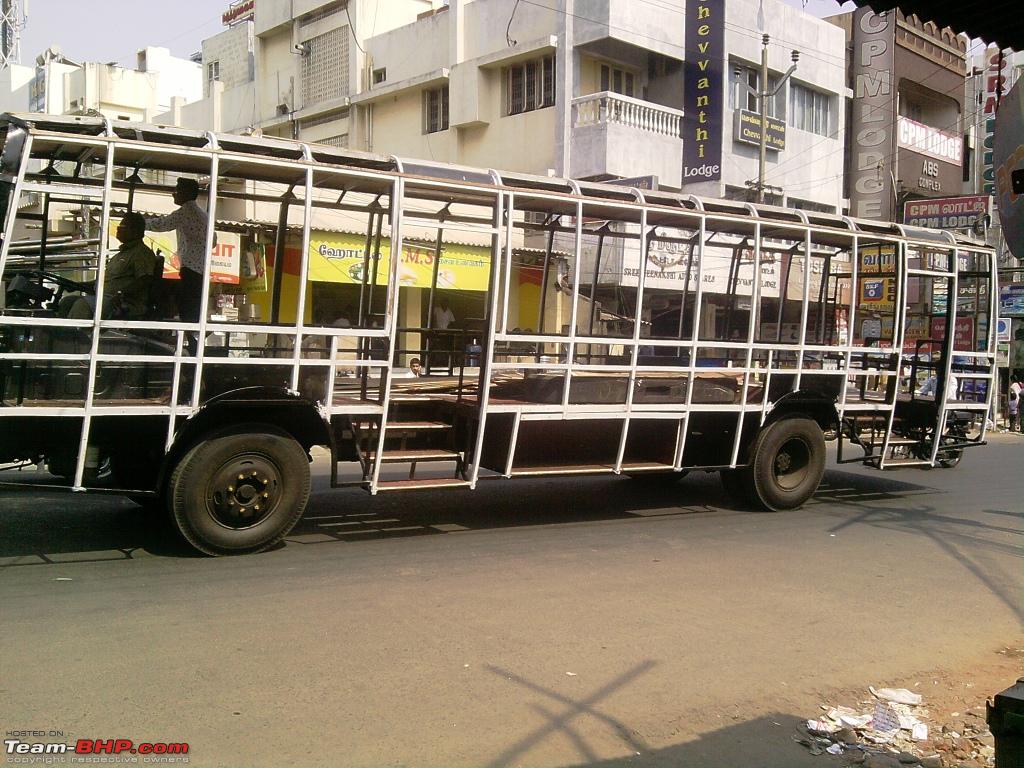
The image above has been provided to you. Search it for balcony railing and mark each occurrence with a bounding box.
[572,91,684,138]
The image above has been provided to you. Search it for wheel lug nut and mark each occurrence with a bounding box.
[254,505,260,512]
[238,474,245,480]
[262,492,269,499]
[228,485,234,492]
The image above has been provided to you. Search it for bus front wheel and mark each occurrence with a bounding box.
[168,426,311,556]
[748,417,826,511]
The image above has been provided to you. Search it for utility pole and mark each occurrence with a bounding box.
[754,37,799,203]
[0,0,25,68]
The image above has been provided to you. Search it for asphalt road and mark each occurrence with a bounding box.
[1,436,1021,768]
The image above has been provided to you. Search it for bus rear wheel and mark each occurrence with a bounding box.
[748,417,826,511]
[168,426,310,556]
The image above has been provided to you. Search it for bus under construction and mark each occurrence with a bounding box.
[0,114,998,555]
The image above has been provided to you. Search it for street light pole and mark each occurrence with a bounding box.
[753,37,800,204]
[758,34,769,204]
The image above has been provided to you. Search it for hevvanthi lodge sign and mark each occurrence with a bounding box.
[683,1,725,182]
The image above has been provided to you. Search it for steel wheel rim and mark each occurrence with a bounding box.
[773,436,811,491]
[206,453,282,530]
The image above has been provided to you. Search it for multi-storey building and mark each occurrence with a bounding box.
[831,8,969,223]
[0,45,201,121]
[167,0,846,211]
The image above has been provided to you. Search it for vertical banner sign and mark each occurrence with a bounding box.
[850,8,896,221]
[993,80,1024,261]
[982,47,1012,196]
[682,1,724,182]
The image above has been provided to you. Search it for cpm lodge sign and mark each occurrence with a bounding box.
[682,0,725,183]
[904,195,991,231]
[849,8,896,221]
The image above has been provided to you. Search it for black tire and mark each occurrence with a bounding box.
[936,426,966,469]
[168,425,310,556]
[748,417,826,511]
[720,468,754,506]
[937,442,963,469]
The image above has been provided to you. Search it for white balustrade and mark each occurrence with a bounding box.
[571,91,684,138]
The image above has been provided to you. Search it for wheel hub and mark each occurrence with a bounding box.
[772,437,811,491]
[209,460,279,529]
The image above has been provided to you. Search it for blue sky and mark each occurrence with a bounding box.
[20,0,857,68]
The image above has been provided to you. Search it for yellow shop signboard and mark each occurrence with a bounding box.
[307,232,490,292]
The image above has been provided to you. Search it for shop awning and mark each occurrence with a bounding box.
[849,1,1024,50]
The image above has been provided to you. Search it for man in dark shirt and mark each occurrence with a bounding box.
[61,213,157,319]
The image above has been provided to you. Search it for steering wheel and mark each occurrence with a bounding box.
[4,269,94,311]
[32,269,95,295]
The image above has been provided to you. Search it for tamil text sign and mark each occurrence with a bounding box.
[682,1,725,183]
[734,110,786,151]
[904,195,991,230]
[223,0,255,26]
[307,232,491,292]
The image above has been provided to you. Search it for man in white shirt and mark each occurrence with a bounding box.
[144,178,212,323]
[433,299,455,330]
[919,372,959,401]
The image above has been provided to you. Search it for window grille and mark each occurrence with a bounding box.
[316,134,349,147]
[424,86,450,134]
[299,1,346,28]
[299,109,347,130]
[301,28,349,107]
[506,55,556,115]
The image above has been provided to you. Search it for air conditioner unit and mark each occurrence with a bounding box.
[276,102,290,116]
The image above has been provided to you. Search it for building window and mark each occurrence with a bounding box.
[299,108,347,130]
[600,63,635,97]
[729,64,783,118]
[507,55,556,116]
[424,86,450,134]
[299,1,346,28]
[317,134,349,148]
[207,60,220,88]
[301,28,349,107]
[789,83,832,137]
[788,197,836,214]
[373,67,387,85]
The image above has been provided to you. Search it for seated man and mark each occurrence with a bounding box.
[61,213,157,320]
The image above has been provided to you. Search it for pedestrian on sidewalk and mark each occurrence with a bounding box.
[1009,374,1021,432]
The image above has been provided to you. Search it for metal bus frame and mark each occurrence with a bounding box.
[0,114,998,555]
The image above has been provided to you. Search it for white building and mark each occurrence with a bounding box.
[166,0,846,211]
[0,45,202,121]
[349,0,846,209]
[158,1,441,139]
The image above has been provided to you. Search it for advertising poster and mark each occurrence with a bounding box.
[108,223,240,283]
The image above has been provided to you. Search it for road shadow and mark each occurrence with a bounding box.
[812,470,1023,623]
[550,714,843,768]
[287,467,939,543]
[0,463,998,571]
[476,660,838,768]
[0,488,198,566]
